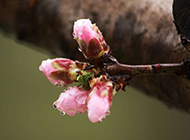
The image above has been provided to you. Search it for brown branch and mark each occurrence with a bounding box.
[107,63,183,76]
[1,0,190,113]
[100,56,190,89]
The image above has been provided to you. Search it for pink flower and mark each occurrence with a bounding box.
[87,78,113,123]
[52,75,114,123]
[53,86,89,116]
[39,58,80,86]
[39,19,119,123]
[73,19,110,59]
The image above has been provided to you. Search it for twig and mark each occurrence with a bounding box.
[107,62,182,76]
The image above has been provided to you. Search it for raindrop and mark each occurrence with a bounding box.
[76,94,87,104]
[60,111,66,116]
[53,104,57,109]
[98,116,106,122]
[56,81,65,87]
[79,31,82,36]
[106,110,110,116]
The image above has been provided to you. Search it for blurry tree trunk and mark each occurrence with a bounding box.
[1,0,190,113]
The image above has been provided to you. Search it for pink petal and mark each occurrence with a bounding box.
[73,19,97,45]
[87,82,113,123]
[53,86,89,116]
[39,59,58,85]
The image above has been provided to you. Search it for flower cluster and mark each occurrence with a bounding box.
[39,18,190,123]
[39,19,116,123]
[53,75,113,123]
[40,57,114,123]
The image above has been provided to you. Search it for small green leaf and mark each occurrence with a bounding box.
[77,72,93,89]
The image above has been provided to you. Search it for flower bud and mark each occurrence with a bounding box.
[73,19,110,59]
[39,58,80,86]
[87,76,113,123]
[53,86,89,116]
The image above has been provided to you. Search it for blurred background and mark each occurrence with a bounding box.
[0,33,190,140]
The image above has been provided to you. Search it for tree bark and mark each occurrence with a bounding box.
[1,0,190,113]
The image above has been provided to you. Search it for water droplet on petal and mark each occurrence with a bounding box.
[79,31,82,36]
[53,104,57,109]
[55,81,65,87]
[60,111,66,116]
[106,110,110,116]
[98,116,106,122]
[76,94,87,104]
